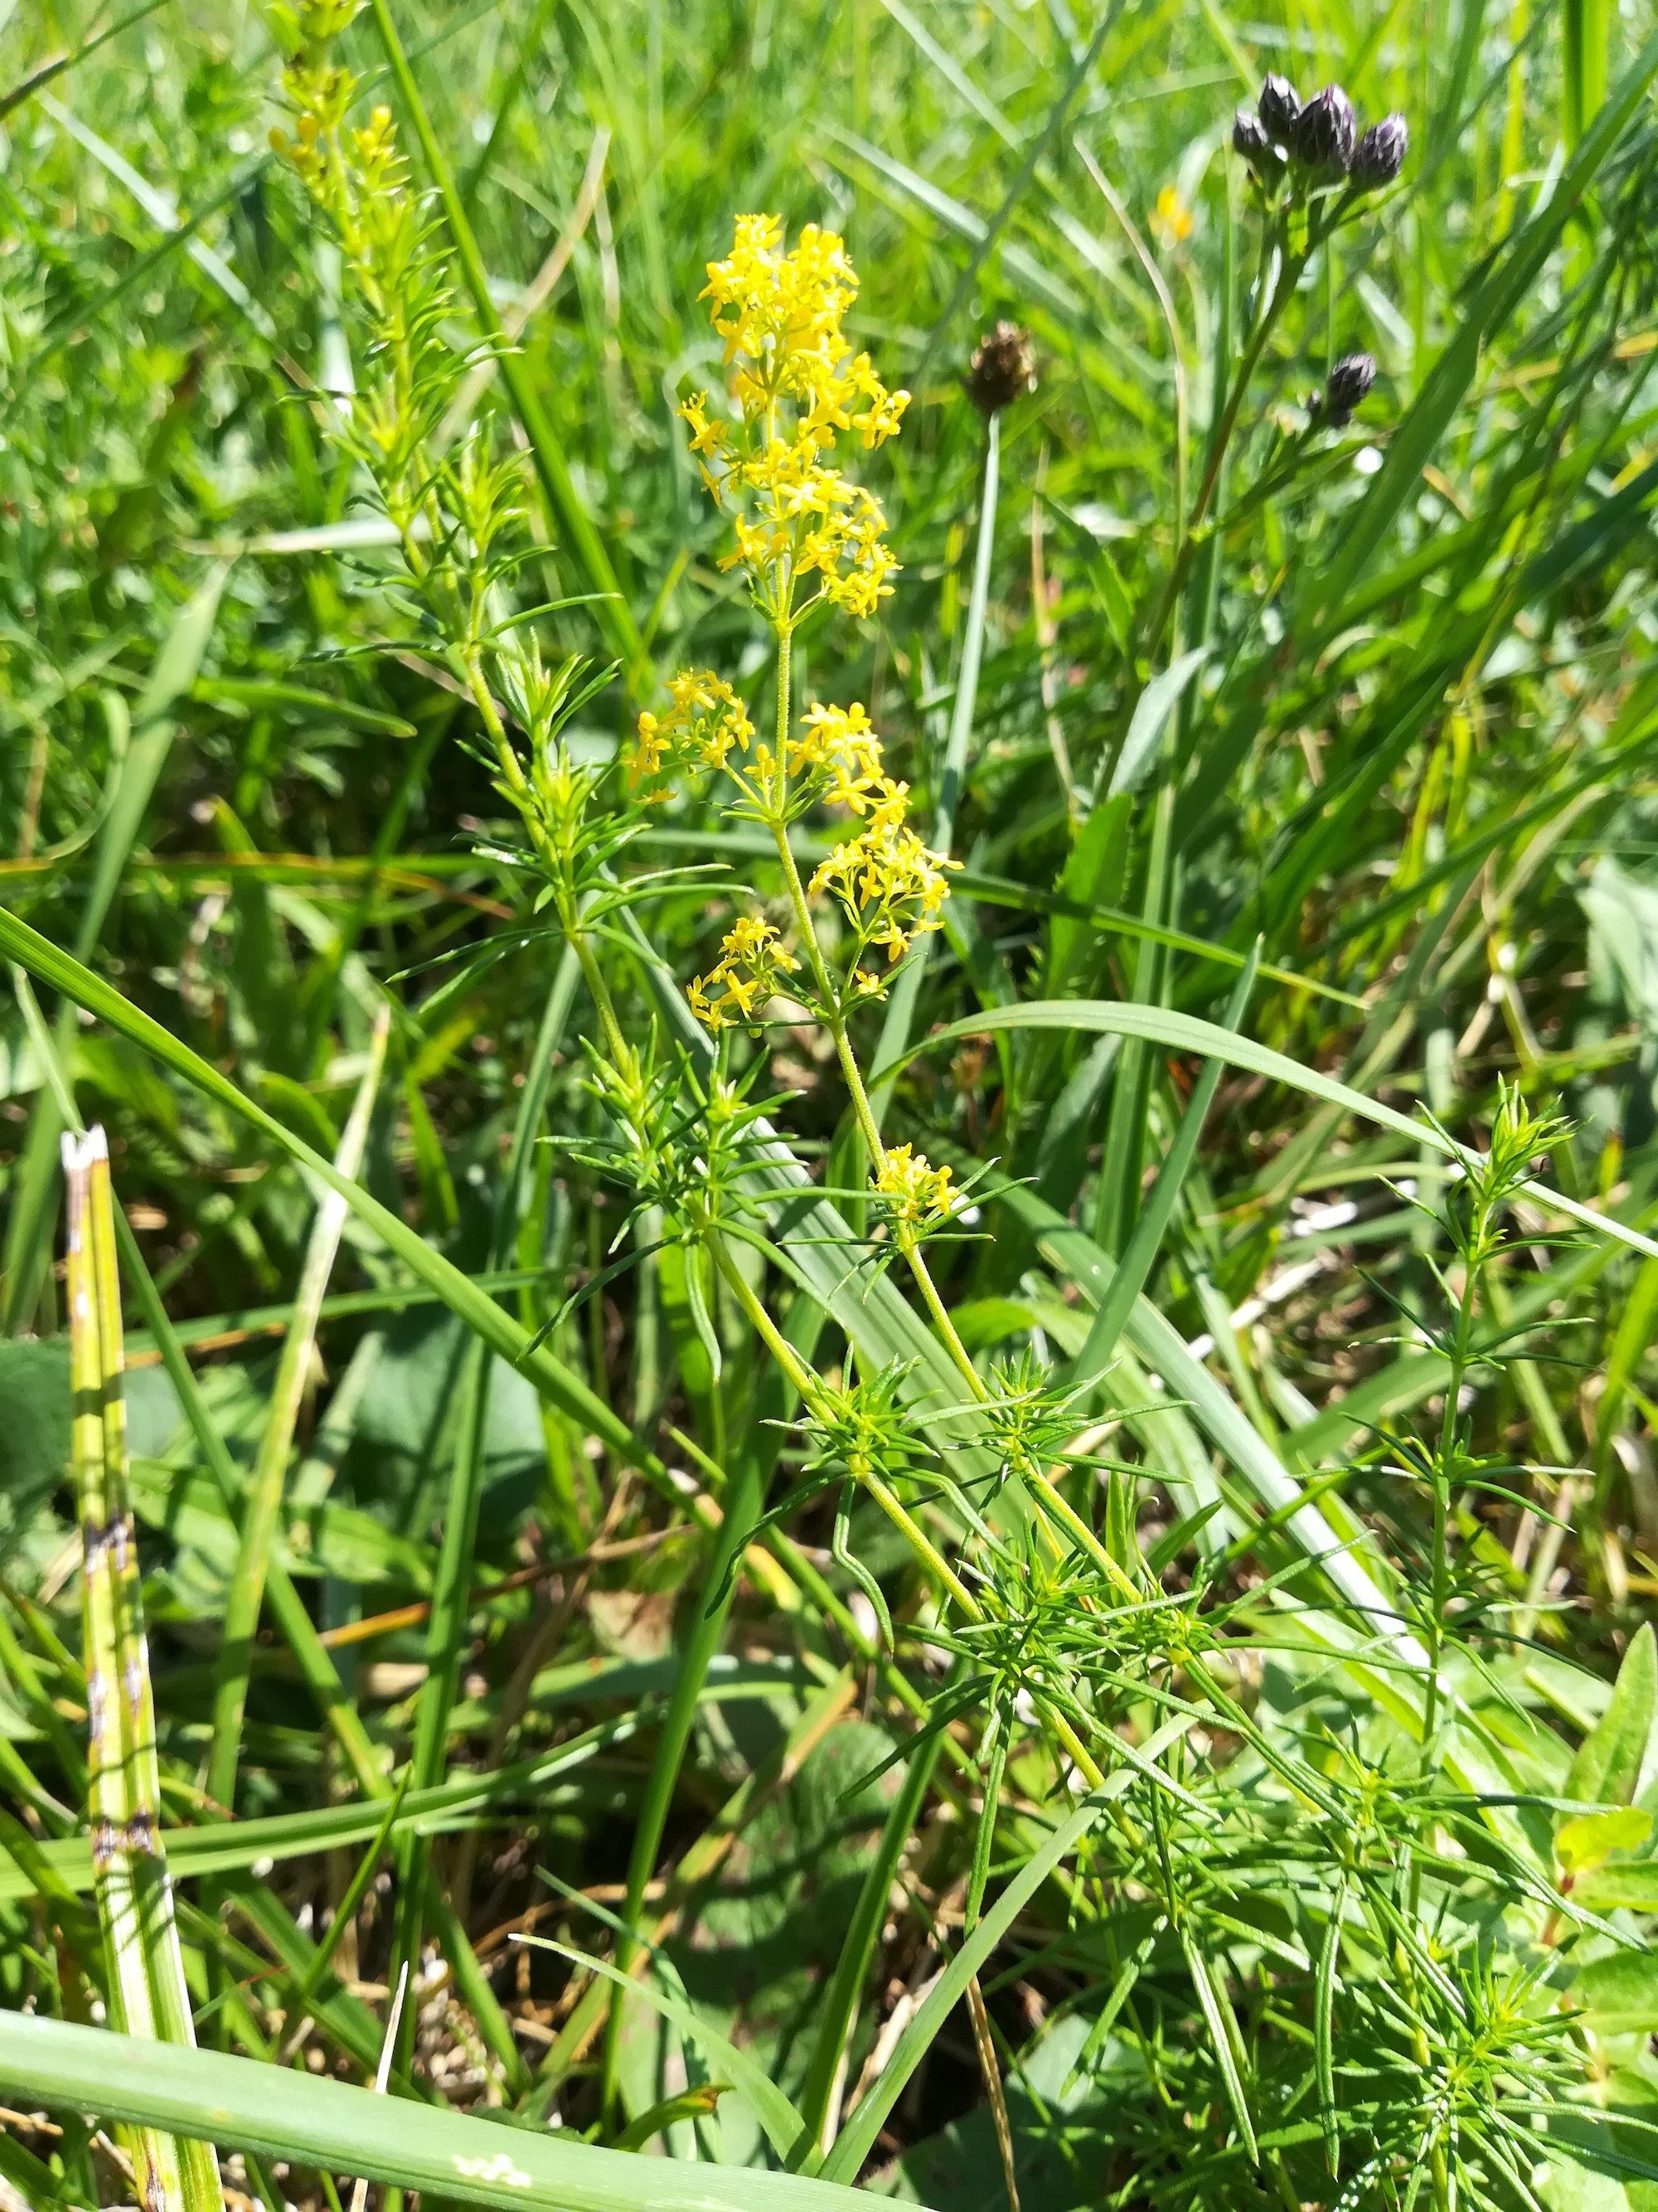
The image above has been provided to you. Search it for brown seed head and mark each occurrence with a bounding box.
[966,322,1036,415]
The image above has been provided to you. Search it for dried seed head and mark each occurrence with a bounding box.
[1323,351,1376,425]
[1352,112,1408,189]
[1293,84,1357,177]
[1257,74,1302,145]
[966,322,1037,415]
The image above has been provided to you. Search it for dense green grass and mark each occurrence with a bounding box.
[8,1,1658,2208]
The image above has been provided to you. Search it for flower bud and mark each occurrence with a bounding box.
[1293,85,1356,177]
[1257,74,1302,145]
[1323,351,1375,426]
[1352,112,1408,189]
[966,323,1036,415]
[1233,109,1273,167]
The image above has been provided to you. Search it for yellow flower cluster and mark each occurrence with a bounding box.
[789,701,887,811]
[809,782,957,987]
[688,915,800,1032]
[680,216,909,627]
[875,1144,957,1227]
[636,677,954,1019]
[631,668,754,796]
[636,683,898,825]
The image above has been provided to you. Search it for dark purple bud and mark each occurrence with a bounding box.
[1257,74,1302,145]
[1293,85,1357,177]
[1233,109,1273,167]
[1323,352,1376,426]
[965,322,1036,415]
[1352,112,1408,188]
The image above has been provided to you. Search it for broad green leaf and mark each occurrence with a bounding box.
[1567,1625,1658,1809]
[1574,1863,1658,1911]
[1574,1950,1658,2036]
[1558,1809,1654,1876]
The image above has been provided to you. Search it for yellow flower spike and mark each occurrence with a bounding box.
[681,216,908,628]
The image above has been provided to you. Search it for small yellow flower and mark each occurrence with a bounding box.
[629,669,754,793]
[808,777,959,994]
[789,700,886,809]
[1151,184,1194,250]
[689,915,800,1032]
[875,1143,956,1227]
[677,390,729,461]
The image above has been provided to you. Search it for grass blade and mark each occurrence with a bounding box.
[1076,944,1260,1380]
[794,1702,949,2161]
[1298,24,1658,635]
[2,565,228,1335]
[206,1006,390,1812]
[0,901,671,1487]
[0,2012,875,2212]
[522,1936,810,2164]
[897,997,1658,1268]
[818,1717,1195,2186]
[1178,1925,1258,2165]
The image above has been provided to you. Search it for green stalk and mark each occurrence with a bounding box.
[793,1695,950,2159]
[63,1126,224,2212]
[1420,1260,1476,1759]
[391,950,583,2107]
[867,405,1000,1128]
[364,0,643,679]
[206,1007,390,1813]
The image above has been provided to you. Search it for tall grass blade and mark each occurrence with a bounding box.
[0,2012,875,2212]
[818,1719,1195,2185]
[2,565,227,1335]
[206,1005,390,1811]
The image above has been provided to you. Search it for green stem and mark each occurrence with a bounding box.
[364,0,643,679]
[1421,1276,1475,1756]
[705,1225,983,1620]
[1122,214,1309,737]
